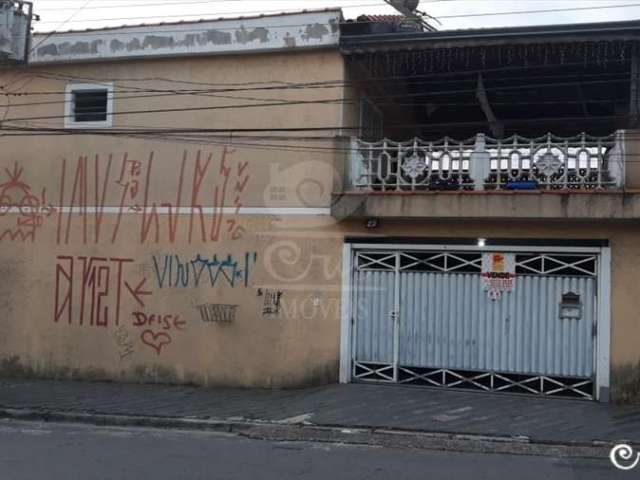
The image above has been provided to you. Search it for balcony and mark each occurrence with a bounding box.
[331,131,640,222]
[349,132,624,192]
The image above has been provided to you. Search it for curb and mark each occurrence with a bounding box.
[0,408,616,459]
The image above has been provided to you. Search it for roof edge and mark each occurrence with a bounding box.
[341,19,640,49]
[32,8,344,36]
[29,9,342,65]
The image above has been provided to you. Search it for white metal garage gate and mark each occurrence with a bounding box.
[341,244,611,401]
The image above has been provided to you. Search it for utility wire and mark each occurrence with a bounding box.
[0,88,336,109]
[3,87,628,111]
[33,2,640,26]
[0,113,630,134]
[34,3,379,24]
[440,2,640,20]
[0,61,627,129]
[4,127,640,161]
[37,67,632,89]
[30,0,94,52]
[1,69,630,110]
[0,77,629,124]
[36,0,386,10]
[1,58,629,98]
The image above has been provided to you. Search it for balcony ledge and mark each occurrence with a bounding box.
[331,190,640,221]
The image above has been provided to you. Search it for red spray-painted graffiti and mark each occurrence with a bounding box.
[54,255,152,327]
[0,163,55,242]
[213,149,249,242]
[132,311,186,355]
[140,330,172,355]
[54,146,251,246]
[54,256,194,358]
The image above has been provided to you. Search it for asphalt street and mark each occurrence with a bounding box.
[0,420,629,479]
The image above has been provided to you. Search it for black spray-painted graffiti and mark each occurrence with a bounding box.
[152,253,257,289]
[197,304,238,324]
[257,288,283,315]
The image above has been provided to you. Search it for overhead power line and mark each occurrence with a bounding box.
[0,78,630,118]
[31,0,454,10]
[34,3,379,24]
[31,0,94,52]
[1,57,629,99]
[33,2,640,25]
[39,64,619,90]
[2,122,639,159]
[29,0,447,2]
[36,0,383,11]
[440,2,640,20]
[0,76,629,124]
[3,69,629,110]
[0,114,630,134]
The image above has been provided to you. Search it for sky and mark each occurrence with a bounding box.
[28,0,640,32]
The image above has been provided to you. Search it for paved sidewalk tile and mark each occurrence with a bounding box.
[1,379,639,444]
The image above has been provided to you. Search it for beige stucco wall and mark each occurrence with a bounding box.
[0,51,348,387]
[0,214,345,387]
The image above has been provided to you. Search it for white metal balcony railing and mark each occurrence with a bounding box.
[349,133,625,192]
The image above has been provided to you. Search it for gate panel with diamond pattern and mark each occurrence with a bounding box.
[352,249,598,399]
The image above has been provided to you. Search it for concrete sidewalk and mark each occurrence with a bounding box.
[0,378,639,448]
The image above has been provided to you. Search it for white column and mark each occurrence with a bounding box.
[469,133,491,191]
[339,244,353,384]
[596,246,612,402]
[347,137,367,190]
[608,130,626,189]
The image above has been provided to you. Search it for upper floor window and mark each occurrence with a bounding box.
[64,83,114,128]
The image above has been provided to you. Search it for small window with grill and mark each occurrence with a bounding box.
[65,83,113,128]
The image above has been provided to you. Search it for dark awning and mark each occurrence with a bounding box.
[341,19,640,53]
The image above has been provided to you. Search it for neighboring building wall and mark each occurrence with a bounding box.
[0,46,348,387]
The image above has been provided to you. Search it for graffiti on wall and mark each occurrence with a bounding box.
[49,146,251,245]
[54,255,197,357]
[257,288,283,315]
[213,152,250,242]
[54,256,153,327]
[197,303,238,324]
[0,163,55,242]
[152,252,257,289]
[132,311,186,355]
[113,325,135,360]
